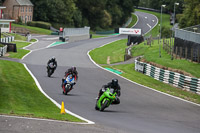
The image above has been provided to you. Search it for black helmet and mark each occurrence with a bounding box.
[51,56,56,61]
[71,66,76,71]
[112,79,118,87]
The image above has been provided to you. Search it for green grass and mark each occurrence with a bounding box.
[89,39,128,64]
[12,23,52,35]
[103,64,200,104]
[127,13,138,28]
[5,33,27,41]
[30,39,37,42]
[132,39,200,78]
[8,41,31,59]
[0,60,83,122]
[136,9,172,37]
[92,35,107,38]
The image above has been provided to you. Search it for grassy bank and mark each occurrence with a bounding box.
[12,23,52,35]
[90,39,128,64]
[131,40,200,78]
[89,38,200,104]
[0,60,82,122]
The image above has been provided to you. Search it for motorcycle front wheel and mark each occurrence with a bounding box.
[100,100,109,112]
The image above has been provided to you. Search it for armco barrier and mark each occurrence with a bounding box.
[135,58,200,94]
[0,45,8,56]
[1,36,15,43]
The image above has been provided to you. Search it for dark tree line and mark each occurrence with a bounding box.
[30,0,139,30]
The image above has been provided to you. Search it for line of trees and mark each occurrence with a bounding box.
[30,0,139,30]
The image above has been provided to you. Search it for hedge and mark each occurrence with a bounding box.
[27,21,51,29]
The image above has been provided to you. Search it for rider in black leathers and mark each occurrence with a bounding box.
[98,79,121,104]
[47,56,57,71]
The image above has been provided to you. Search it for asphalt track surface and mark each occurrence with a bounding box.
[1,12,200,133]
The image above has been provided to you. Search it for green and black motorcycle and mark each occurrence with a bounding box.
[95,88,117,111]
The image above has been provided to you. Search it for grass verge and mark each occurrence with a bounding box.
[89,39,128,64]
[12,23,52,35]
[0,60,83,122]
[92,35,107,38]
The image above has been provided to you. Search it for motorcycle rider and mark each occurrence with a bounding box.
[97,78,121,104]
[62,66,78,88]
[47,56,57,71]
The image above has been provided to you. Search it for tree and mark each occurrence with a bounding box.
[31,0,76,26]
[179,0,200,28]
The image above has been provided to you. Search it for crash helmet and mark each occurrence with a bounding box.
[51,56,56,61]
[112,78,118,87]
[71,66,76,72]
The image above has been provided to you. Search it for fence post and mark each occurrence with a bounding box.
[198,48,200,63]
[180,47,182,59]
[171,46,174,60]
[185,47,188,60]
[191,48,193,62]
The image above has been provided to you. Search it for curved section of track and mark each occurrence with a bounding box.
[22,12,200,133]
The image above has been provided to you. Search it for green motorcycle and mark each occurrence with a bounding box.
[95,88,117,111]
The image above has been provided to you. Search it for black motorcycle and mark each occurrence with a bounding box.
[47,62,56,77]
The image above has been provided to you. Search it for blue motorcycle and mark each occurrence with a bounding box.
[62,74,75,95]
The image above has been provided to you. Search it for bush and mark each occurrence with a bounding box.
[161,26,172,38]
[27,21,51,29]
[0,44,4,47]
[176,14,183,23]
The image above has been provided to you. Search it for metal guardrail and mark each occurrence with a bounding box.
[0,36,15,43]
[175,28,200,44]
[0,45,8,56]
[135,58,200,94]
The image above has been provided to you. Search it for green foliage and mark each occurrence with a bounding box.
[179,0,200,28]
[27,21,51,29]
[73,9,83,27]
[139,0,184,14]
[161,26,172,38]
[31,0,76,26]
[0,44,4,47]
[17,16,23,25]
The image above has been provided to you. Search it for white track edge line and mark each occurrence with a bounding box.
[87,42,200,107]
[131,13,139,28]
[0,115,91,125]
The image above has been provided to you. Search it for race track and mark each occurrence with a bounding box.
[16,11,200,133]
